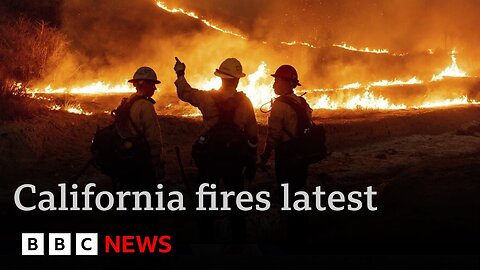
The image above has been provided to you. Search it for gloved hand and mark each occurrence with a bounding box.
[174,57,186,77]
[154,160,166,182]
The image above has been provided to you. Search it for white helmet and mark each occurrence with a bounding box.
[128,66,161,84]
[214,58,246,79]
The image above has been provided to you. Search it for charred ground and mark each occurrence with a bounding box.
[0,103,479,268]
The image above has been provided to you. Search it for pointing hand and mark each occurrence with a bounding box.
[174,57,186,76]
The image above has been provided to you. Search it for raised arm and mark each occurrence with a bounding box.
[174,57,204,107]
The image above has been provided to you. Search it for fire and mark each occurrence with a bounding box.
[196,77,222,91]
[50,104,93,115]
[14,5,477,118]
[335,77,423,91]
[431,49,467,81]
[369,77,423,87]
[196,62,274,108]
[332,42,408,56]
[280,41,318,49]
[238,62,274,107]
[7,3,480,118]
[27,81,135,94]
[279,40,409,56]
[313,95,338,110]
[155,0,410,57]
[155,1,246,39]
[417,96,480,108]
[340,82,362,90]
[196,65,415,111]
[345,91,406,110]
[312,91,406,110]
[22,57,479,114]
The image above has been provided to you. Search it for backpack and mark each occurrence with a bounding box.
[90,95,150,177]
[275,95,327,164]
[192,92,249,166]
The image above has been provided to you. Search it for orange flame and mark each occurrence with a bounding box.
[196,62,274,107]
[369,77,423,87]
[27,81,135,94]
[333,42,407,56]
[431,49,467,81]
[155,1,413,57]
[49,104,93,115]
[24,60,478,114]
[155,1,246,39]
[280,41,318,49]
[333,77,423,91]
[312,91,407,110]
[417,96,480,108]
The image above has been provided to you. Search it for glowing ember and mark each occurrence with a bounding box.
[49,104,93,115]
[66,107,93,115]
[431,49,467,81]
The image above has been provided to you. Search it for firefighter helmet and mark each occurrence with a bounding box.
[214,58,246,79]
[128,66,161,84]
[271,65,301,87]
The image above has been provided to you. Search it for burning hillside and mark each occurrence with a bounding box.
[1,2,479,268]
[13,0,477,116]
[25,47,479,115]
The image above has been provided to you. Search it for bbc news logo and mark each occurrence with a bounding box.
[22,233,98,255]
[22,233,171,255]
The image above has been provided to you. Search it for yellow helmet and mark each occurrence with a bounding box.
[214,58,246,79]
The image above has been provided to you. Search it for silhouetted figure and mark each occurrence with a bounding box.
[115,66,166,233]
[174,57,258,244]
[259,65,313,248]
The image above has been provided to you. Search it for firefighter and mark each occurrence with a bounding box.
[115,66,166,231]
[174,57,258,244]
[258,64,313,246]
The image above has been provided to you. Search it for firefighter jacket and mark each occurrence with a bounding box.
[175,76,258,143]
[266,93,313,149]
[116,92,165,167]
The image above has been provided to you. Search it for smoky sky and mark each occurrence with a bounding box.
[54,0,480,88]
[166,0,480,53]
